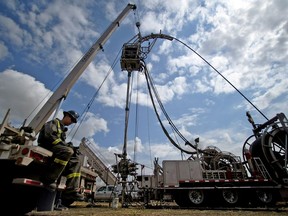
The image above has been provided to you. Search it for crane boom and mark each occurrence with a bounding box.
[28,3,136,134]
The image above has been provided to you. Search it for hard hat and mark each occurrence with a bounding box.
[63,110,79,123]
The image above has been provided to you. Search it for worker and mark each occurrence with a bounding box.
[37,110,84,201]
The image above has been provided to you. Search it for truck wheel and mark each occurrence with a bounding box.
[254,189,277,206]
[188,190,205,206]
[221,189,239,206]
[174,191,190,207]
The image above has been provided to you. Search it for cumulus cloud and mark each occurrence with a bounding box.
[0,42,8,60]
[71,112,109,141]
[0,69,51,125]
[150,143,180,159]
[0,14,30,47]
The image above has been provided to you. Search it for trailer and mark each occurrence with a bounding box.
[135,112,288,208]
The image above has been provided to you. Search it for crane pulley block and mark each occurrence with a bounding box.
[120,43,141,72]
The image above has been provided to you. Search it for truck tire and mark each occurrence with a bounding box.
[173,190,190,207]
[221,188,239,205]
[253,189,277,207]
[188,189,205,206]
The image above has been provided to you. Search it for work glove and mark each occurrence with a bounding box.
[67,141,74,148]
[61,134,67,141]
[73,146,80,156]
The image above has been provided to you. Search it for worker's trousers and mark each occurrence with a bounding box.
[44,144,81,191]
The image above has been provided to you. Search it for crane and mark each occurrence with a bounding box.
[0,3,136,215]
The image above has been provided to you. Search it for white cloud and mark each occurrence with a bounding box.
[1,1,99,70]
[140,11,164,34]
[150,53,160,62]
[0,42,9,60]
[71,112,109,141]
[140,0,197,35]
[0,14,29,47]
[150,142,180,159]
[0,69,51,125]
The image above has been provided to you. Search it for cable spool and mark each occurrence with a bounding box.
[250,126,288,182]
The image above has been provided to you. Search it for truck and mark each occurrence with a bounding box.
[0,3,137,215]
[78,113,288,208]
[134,112,288,208]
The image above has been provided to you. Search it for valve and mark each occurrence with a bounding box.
[128,162,138,175]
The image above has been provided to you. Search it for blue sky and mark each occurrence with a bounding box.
[0,0,287,175]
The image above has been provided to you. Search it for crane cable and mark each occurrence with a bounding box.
[172,37,269,121]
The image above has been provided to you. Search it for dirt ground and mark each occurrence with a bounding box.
[27,201,288,216]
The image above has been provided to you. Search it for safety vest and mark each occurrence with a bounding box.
[52,119,63,145]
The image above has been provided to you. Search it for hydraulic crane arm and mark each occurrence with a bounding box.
[28,3,136,134]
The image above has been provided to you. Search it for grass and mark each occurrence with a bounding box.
[27,201,288,216]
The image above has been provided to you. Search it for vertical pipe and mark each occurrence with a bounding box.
[122,71,132,157]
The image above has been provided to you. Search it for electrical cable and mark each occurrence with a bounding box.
[143,61,195,154]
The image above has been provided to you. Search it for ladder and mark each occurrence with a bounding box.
[253,157,271,179]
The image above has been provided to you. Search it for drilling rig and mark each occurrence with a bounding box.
[116,32,288,207]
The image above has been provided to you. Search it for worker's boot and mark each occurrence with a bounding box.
[54,191,69,211]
